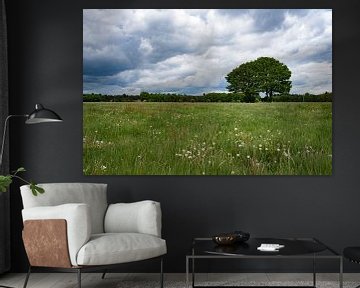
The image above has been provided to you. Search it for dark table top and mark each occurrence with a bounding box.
[191,238,339,257]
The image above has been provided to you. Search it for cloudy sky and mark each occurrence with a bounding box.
[83,9,332,95]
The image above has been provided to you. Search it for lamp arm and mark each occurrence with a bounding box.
[0,114,28,169]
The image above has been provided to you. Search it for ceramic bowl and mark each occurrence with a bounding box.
[212,233,238,245]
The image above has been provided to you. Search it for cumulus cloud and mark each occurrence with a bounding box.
[83,9,332,95]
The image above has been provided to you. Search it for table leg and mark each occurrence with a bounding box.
[192,257,195,288]
[186,257,189,288]
[313,254,316,287]
[339,257,343,288]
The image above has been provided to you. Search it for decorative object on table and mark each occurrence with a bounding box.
[212,230,250,245]
[343,246,360,264]
[0,103,63,195]
[233,230,250,242]
[212,233,238,245]
[257,243,285,252]
[20,183,167,288]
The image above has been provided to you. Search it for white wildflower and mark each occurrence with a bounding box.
[283,149,291,158]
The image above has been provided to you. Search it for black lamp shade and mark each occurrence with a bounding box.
[25,104,63,124]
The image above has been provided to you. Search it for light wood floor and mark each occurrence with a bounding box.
[0,273,359,288]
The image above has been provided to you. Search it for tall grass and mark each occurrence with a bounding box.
[83,102,332,175]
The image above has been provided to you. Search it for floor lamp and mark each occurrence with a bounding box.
[0,103,62,288]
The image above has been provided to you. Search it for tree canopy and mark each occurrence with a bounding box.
[226,57,292,101]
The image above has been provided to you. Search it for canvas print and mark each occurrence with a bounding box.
[83,9,332,175]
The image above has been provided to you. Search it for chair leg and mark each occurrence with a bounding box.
[77,268,81,288]
[160,257,164,288]
[101,270,107,279]
[23,266,31,288]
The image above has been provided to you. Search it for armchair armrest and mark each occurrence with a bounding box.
[22,203,91,266]
[23,219,71,268]
[104,200,162,237]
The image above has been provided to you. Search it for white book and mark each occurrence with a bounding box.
[257,243,285,251]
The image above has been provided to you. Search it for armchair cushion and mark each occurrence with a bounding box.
[76,233,167,266]
[104,200,162,237]
[22,203,91,266]
[20,183,108,234]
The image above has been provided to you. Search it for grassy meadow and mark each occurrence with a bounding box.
[83,102,332,175]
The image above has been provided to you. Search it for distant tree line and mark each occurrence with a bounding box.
[83,91,332,103]
[271,92,332,102]
[84,57,332,103]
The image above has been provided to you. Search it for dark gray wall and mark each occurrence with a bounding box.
[5,0,360,273]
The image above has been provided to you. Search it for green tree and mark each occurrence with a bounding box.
[226,57,292,101]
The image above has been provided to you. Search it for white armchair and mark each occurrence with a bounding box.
[20,183,166,288]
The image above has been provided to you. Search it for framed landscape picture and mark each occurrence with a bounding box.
[83,9,332,175]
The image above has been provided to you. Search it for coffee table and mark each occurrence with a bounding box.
[186,237,343,288]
